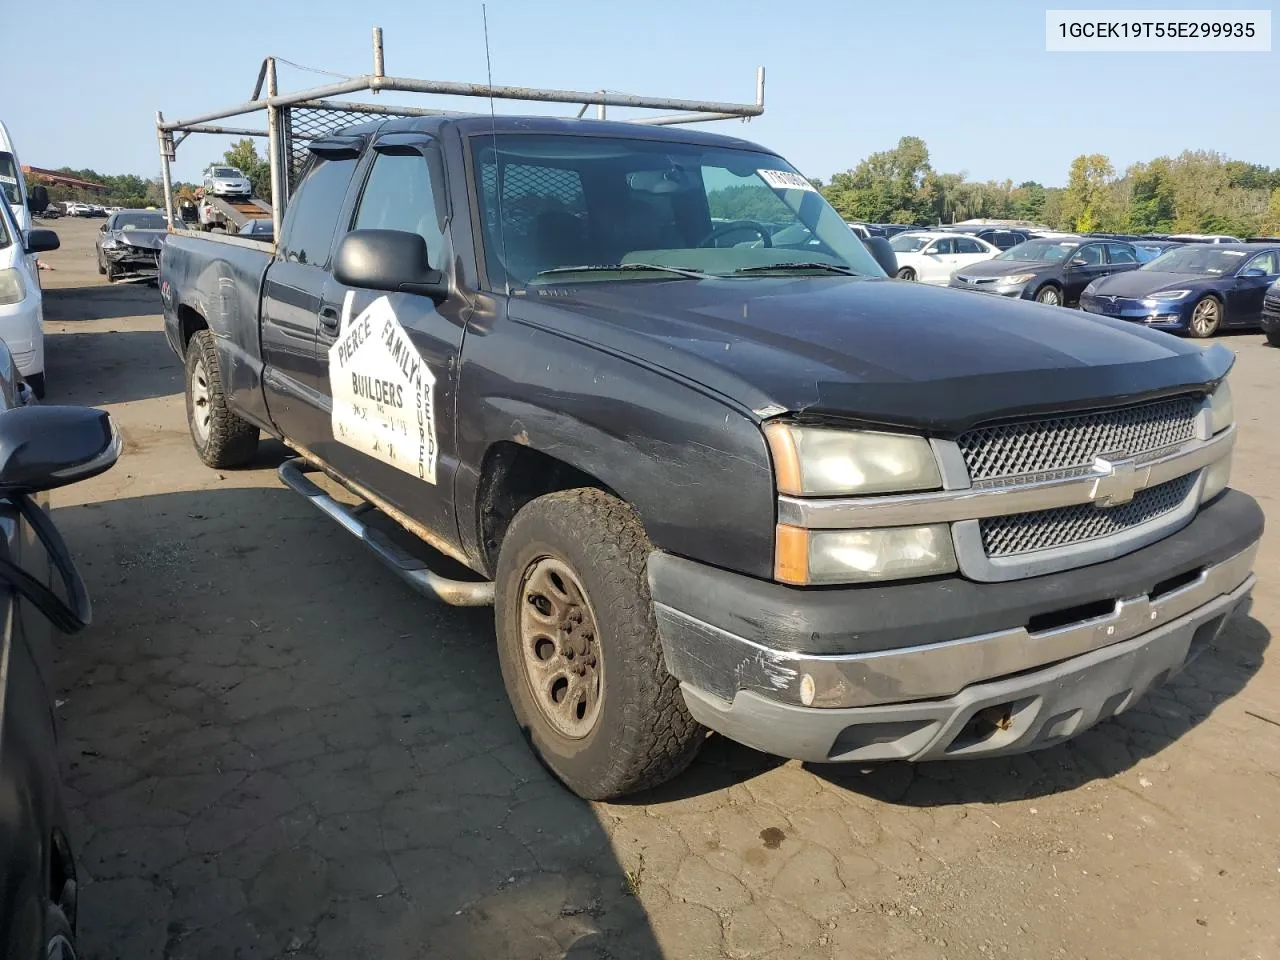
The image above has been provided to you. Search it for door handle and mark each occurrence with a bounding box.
[319,306,340,332]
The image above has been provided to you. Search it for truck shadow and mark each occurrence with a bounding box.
[44,329,181,406]
[52,486,661,960]
[808,615,1270,806]
[43,283,162,322]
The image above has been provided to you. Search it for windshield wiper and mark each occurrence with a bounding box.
[529,263,714,282]
[727,262,862,277]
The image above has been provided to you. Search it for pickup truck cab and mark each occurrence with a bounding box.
[160,115,1262,799]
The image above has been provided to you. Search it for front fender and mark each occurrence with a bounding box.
[455,315,777,580]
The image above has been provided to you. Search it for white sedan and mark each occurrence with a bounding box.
[889,231,1000,285]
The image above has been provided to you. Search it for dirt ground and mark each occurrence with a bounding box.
[35,217,1280,960]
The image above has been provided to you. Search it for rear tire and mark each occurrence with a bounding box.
[494,489,705,800]
[184,329,259,468]
[45,902,77,960]
[1035,284,1063,306]
[896,267,916,281]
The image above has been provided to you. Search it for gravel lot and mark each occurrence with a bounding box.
[36,217,1280,959]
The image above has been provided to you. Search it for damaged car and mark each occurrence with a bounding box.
[95,210,168,283]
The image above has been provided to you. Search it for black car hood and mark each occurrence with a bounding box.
[952,258,1055,279]
[1089,270,1214,297]
[112,230,166,250]
[510,277,1232,435]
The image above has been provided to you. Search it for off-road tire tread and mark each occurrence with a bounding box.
[186,330,259,468]
[496,488,704,799]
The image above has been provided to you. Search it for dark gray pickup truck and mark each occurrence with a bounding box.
[159,115,1262,799]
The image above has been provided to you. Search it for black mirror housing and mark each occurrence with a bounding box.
[864,236,898,276]
[25,229,60,254]
[0,406,120,495]
[332,229,447,300]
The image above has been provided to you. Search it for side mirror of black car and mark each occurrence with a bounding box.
[25,229,60,254]
[332,229,448,300]
[0,406,120,494]
[863,236,898,276]
[1241,267,1266,278]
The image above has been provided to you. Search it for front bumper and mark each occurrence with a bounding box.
[103,245,159,276]
[649,490,1262,763]
[1080,295,1189,330]
[0,298,44,376]
[1262,298,1280,333]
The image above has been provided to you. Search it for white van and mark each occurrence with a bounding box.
[0,197,58,397]
[0,120,31,241]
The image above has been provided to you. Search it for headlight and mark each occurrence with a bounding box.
[1201,451,1232,501]
[1143,289,1191,302]
[764,423,941,496]
[776,524,957,585]
[0,268,26,306]
[101,238,122,249]
[997,273,1035,286]
[1208,379,1233,434]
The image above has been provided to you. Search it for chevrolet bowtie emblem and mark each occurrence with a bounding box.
[1090,455,1139,507]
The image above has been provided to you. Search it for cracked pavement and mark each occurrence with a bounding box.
[37,219,1280,959]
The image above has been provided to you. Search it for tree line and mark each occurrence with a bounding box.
[718,136,1280,237]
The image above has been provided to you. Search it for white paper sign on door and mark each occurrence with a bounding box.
[327,296,438,484]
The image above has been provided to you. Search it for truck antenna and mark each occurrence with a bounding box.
[482,4,510,295]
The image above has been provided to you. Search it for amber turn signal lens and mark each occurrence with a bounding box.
[774,524,810,585]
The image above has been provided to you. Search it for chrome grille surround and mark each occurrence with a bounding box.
[956,396,1198,486]
[979,473,1197,558]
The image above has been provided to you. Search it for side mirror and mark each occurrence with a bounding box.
[0,405,120,494]
[332,229,447,300]
[1067,257,1086,268]
[1241,267,1266,278]
[863,236,898,276]
[25,229,60,254]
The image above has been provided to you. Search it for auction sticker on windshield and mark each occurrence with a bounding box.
[328,296,438,484]
[758,169,817,192]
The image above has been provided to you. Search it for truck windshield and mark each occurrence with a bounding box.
[471,135,883,287]
[0,153,20,205]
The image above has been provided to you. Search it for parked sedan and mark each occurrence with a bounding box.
[0,346,122,960]
[1079,243,1280,338]
[948,236,1142,306]
[889,231,999,284]
[95,210,169,282]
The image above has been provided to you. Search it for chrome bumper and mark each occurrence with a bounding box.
[654,542,1256,712]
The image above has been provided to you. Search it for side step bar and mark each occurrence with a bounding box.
[278,457,495,607]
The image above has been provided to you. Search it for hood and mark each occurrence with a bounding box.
[952,258,1054,279]
[509,277,1231,435]
[112,230,166,250]
[1088,270,1214,298]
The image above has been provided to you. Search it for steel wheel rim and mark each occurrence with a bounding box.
[190,356,212,443]
[519,556,604,739]
[1193,299,1218,335]
[47,934,76,960]
[1038,288,1060,305]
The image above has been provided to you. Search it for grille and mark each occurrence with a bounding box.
[979,473,1196,558]
[957,396,1198,484]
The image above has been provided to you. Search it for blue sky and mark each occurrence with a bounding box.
[4,0,1275,186]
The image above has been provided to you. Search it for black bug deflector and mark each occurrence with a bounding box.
[277,457,494,607]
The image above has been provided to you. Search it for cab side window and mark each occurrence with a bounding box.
[1106,243,1138,264]
[929,237,956,255]
[279,156,359,266]
[1243,251,1280,276]
[352,147,446,268]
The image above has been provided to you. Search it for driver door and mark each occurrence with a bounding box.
[921,236,960,284]
[1063,242,1109,301]
[952,236,995,273]
[1227,250,1280,325]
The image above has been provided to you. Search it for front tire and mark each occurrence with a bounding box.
[26,373,45,400]
[1035,284,1063,306]
[45,902,77,960]
[96,254,105,276]
[494,489,705,800]
[896,267,916,281]
[1266,329,1280,347]
[184,330,259,468]
[1189,296,1222,338]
